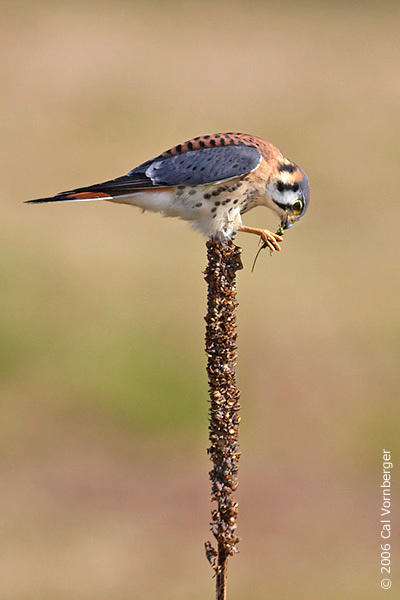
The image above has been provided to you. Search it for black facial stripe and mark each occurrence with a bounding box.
[274,201,287,211]
[277,182,299,192]
[278,163,297,173]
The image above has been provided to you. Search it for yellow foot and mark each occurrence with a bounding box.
[237,225,283,252]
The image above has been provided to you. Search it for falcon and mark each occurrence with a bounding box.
[26,132,309,252]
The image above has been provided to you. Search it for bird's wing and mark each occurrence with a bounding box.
[25,145,262,203]
[140,144,261,187]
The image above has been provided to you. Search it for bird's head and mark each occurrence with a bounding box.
[267,162,310,230]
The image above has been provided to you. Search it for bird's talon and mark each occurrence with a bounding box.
[260,230,281,252]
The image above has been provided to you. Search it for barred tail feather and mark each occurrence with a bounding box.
[25,171,163,205]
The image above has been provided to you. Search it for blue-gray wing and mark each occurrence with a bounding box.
[26,145,261,204]
[133,145,262,186]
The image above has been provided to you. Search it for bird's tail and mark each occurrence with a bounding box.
[25,190,111,204]
[24,172,160,205]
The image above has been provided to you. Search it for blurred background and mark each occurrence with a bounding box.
[1,1,399,598]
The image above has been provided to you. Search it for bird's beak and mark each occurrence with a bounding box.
[280,210,296,230]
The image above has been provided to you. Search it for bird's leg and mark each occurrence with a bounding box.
[237,225,283,252]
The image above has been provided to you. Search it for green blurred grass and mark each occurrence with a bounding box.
[0,237,207,436]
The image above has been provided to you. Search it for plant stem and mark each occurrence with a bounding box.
[204,237,243,600]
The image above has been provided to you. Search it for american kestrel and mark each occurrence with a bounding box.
[27,132,309,252]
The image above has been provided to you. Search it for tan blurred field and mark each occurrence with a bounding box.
[1,1,399,598]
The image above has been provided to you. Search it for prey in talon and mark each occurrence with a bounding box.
[26,132,309,261]
[251,226,286,272]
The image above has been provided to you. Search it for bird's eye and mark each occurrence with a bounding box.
[292,200,303,215]
[276,181,285,192]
